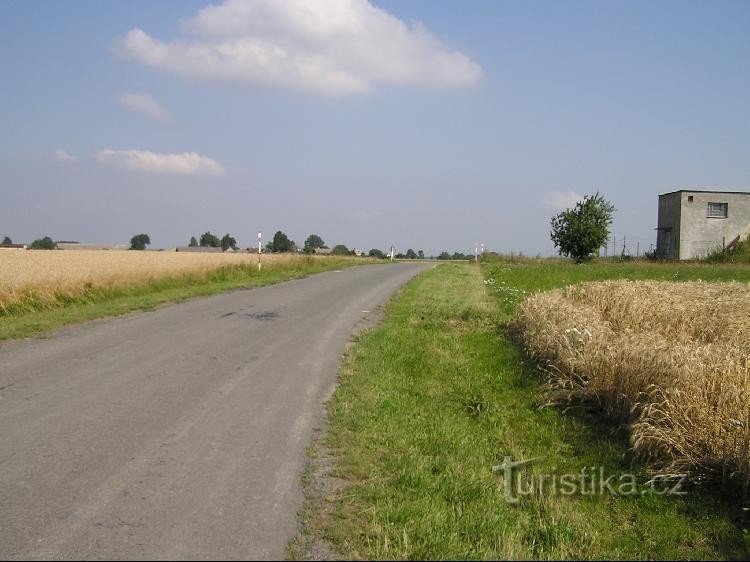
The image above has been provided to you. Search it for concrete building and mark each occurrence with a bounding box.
[57,243,129,251]
[175,246,223,253]
[656,190,750,259]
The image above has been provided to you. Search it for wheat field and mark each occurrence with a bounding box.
[0,250,340,314]
[514,280,750,494]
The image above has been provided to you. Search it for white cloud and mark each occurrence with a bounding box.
[543,190,584,211]
[116,0,483,96]
[53,149,77,163]
[96,149,225,175]
[116,92,169,120]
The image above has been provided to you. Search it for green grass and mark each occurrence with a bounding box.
[0,257,373,340]
[311,260,750,560]
[706,237,750,264]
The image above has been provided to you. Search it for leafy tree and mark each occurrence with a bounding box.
[331,244,350,256]
[417,250,424,259]
[550,192,615,263]
[200,231,221,248]
[129,233,151,251]
[368,248,386,259]
[2,236,12,245]
[405,248,417,259]
[189,236,198,247]
[221,233,238,251]
[438,251,451,260]
[270,230,294,253]
[29,236,56,250]
[303,234,326,254]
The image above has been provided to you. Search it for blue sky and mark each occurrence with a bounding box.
[1,0,748,255]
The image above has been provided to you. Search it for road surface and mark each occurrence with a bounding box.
[0,263,429,560]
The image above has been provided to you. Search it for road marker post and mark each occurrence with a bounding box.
[258,232,262,271]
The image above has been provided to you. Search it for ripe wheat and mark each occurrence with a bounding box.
[514,280,750,494]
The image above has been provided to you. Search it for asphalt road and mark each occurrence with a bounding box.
[0,262,429,560]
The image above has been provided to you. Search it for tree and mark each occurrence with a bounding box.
[189,236,198,247]
[438,251,451,260]
[405,248,417,259]
[331,244,350,256]
[417,250,424,259]
[303,234,325,254]
[129,233,151,251]
[368,248,386,259]
[550,192,615,263]
[221,234,237,252]
[29,236,56,250]
[200,231,221,248]
[2,236,12,246]
[270,230,294,252]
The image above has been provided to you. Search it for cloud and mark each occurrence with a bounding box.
[96,149,225,175]
[116,92,169,120]
[543,190,584,211]
[116,0,483,96]
[53,149,77,163]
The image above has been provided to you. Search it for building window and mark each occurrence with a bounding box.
[687,195,694,203]
[707,202,728,218]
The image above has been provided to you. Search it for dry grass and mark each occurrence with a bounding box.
[514,280,750,494]
[0,250,343,314]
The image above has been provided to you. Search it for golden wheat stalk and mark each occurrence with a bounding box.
[514,280,750,495]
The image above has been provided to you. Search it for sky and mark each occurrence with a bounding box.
[1,0,749,255]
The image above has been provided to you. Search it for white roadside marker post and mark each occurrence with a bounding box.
[257,232,262,271]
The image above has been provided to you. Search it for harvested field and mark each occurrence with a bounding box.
[514,280,750,494]
[0,250,353,315]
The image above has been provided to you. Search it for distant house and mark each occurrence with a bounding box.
[656,190,750,259]
[314,247,333,255]
[175,246,223,253]
[57,243,129,251]
[352,248,365,257]
[0,243,26,250]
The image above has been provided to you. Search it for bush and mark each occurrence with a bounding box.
[129,233,151,251]
[550,193,615,263]
[29,236,56,250]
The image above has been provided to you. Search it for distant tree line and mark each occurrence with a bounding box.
[8,228,479,262]
[436,251,472,260]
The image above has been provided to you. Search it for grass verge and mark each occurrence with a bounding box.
[0,257,373,341]
[301,261,749,560]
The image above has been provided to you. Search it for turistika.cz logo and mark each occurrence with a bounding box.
[492,456,687,503]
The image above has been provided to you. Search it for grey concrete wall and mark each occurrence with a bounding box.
[678,191,750,259]
[656,192,681,258]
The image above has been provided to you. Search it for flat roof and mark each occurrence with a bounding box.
[660,189,750,196]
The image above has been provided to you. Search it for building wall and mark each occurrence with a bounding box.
[656,192,681,258]
[678,191,750,259]
[57,243,129,251]
[174,246,223,253]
